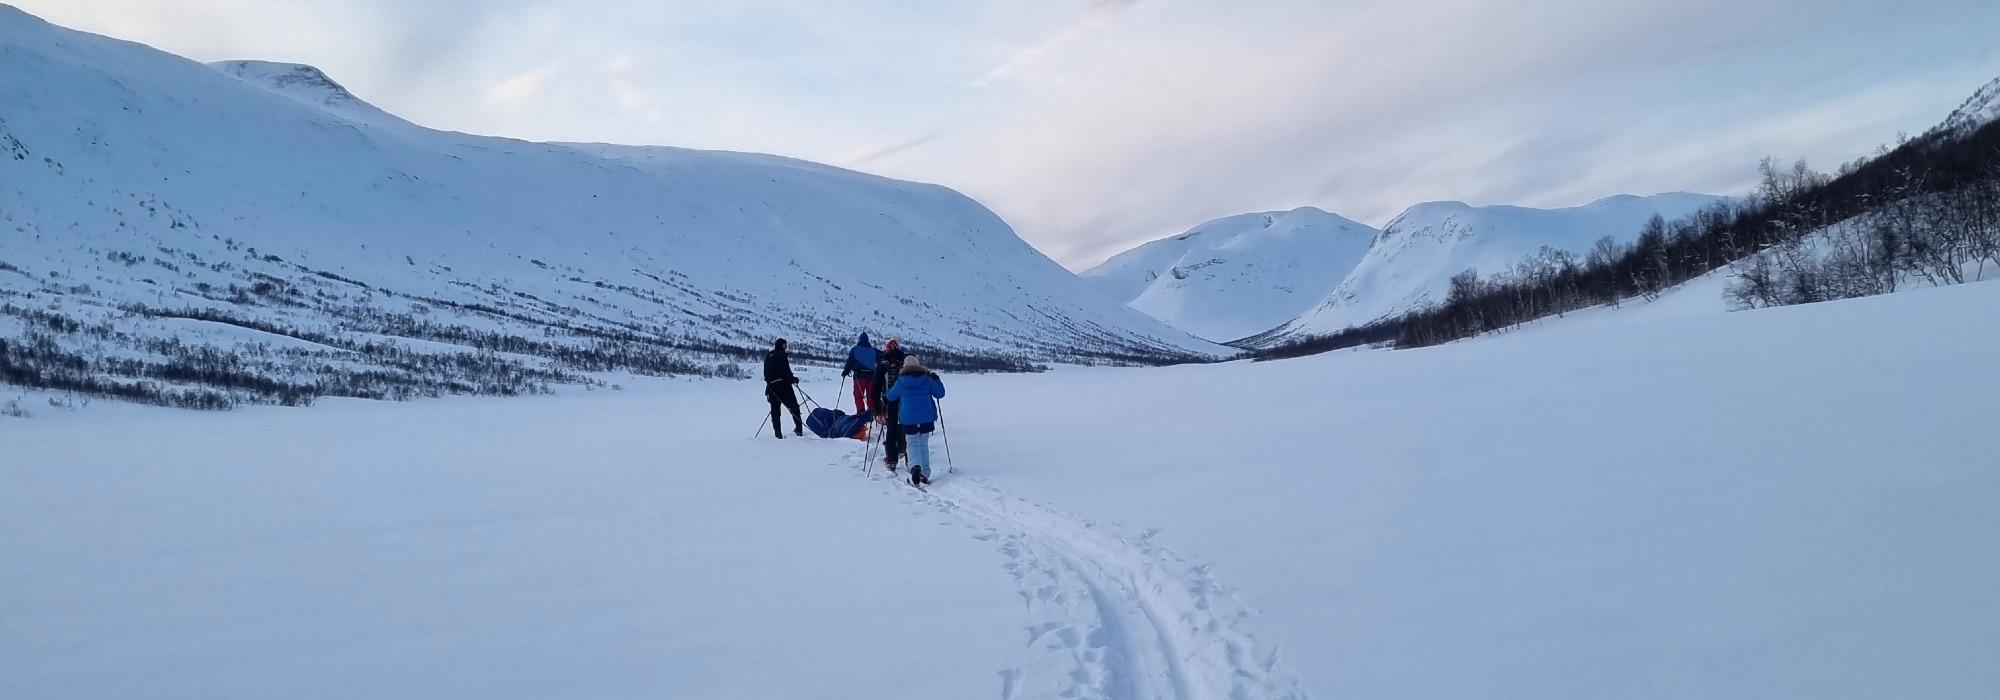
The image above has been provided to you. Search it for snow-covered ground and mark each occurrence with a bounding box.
[1,376,1023,698]
[7,278,1997,698]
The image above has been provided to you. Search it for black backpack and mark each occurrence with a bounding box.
[876,350,906,396]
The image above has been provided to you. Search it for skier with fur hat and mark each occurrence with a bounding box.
[884,354,946,486]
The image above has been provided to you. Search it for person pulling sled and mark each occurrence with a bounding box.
[884,354,945,486]
[764,338,804,439]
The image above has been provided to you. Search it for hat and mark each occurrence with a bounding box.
[901,355,928,374]
[885,338,900,351]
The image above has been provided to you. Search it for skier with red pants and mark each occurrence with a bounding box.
[840,332,880,414]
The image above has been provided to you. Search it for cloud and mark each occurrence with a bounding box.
[483,65,558,107]
[15,0,2000,271]
[978,0,1151,85]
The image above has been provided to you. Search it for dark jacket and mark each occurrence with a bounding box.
[871,346,909,407]
[764,348,797,386]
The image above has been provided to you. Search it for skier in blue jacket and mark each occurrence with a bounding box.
[884,354,946,486]
[841,333,880,414]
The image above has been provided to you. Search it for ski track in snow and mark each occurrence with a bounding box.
[834,453,1307,700]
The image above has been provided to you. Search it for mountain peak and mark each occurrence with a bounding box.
[212,61,356,103]
[210,60,403,127]
[1931,74,2000,140]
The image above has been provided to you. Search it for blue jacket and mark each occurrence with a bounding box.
[885,371,944,425]
[844,333,879,378]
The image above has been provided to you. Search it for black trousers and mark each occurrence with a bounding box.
[767,385,801,435]
[880,400,905,463]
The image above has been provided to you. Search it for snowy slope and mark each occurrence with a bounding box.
[1929,73,2000,140]
[0,6,1221,406]
[8,279,1996,698]
[1258,192,1726,342]
[1082,207,1376,341]
[208,60,409,129]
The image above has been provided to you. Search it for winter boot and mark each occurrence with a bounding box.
[794,425,804,437]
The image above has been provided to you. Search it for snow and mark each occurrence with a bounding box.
[1264,193,1728,342]
[937,278,2000,698]
[9,279,1999,698]
[5,4,1998,697]
[1082,207,1376,342]
[0,376,1020,699]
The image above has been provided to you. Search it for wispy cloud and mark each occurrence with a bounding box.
[14,0,2000,270]
[978,0,1152,85]
[840,133,943,167]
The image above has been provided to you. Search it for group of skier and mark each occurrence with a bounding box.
[762,333,947,487]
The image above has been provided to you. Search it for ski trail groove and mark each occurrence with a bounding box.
[844,455,1307,700]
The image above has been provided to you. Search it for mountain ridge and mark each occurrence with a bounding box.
[0,6,1221,407]
[1252,192,1730,344]
[1083,206,1377,341]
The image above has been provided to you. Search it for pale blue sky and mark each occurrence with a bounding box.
[21,0,2000,268]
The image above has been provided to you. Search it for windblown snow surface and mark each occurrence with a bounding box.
[1082,207,1376,342]
[0,5,1219,398]
[7,274,1997,698]
[1258,193,1727,343]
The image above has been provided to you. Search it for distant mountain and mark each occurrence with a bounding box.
[0,6,1221,407]
[1252,193,1728,344]
[1083,207,1377,342]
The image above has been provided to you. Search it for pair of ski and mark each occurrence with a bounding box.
[880,460,933,491]
[865,424,939,490]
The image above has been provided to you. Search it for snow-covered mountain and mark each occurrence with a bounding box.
[1253,192,1728,343]
[1929,74,2000,141]
[0,6,1221,405]
[1082,207,1376,342]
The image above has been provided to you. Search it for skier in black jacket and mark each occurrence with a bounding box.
[764,338,803,438]
[870,338,909,470]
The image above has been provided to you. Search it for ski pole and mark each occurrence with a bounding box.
[863,421,877,477]
[753,413,770,439]
[861,401,876,473]
[938,400,954,475]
